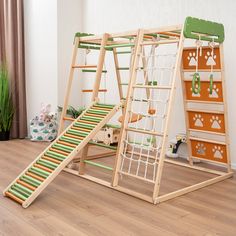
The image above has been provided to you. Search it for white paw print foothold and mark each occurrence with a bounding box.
[205,51,216,66]
[187,52,197,66]
[196,143,206,156]
[210,116,222,129]
[193,114,204,127]
[208,84,219,98]
[212,146,223,159]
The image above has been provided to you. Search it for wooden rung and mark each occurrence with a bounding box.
[16,180,37,191]
[78,119,98,125]
[183,69,221,72]
[42,156,62,164]
[186,100,224,105]
[187,109,224,114]
[63,117,75,121]
[64,133,84,140]
[56,140,77,148]
[49,147,69,156]
[119,171,155,183]
[5,191,24,204]
[25,172,45,181]
[34,164,53,173]
[72,65,97,69]
[82,89,107,93]
[126,127,163,136]
[159,31,181,37]
[189,136,226,145]
[188,128,226,136]
[133,85,172,89]
[72,126,92,133]
[141,39,179,45]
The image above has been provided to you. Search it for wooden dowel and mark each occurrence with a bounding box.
[16,180,37,191]
[63,117,75,121]
[5,191,24,204]
[82,89,107,93]
[64,133,84,140]
[41,156,61,165]
[25,172,45,181]
[71,126,91,133]
[56,140,77,148]
[72,65,97,68]
[34,164,53,173]
[49,148,69,156]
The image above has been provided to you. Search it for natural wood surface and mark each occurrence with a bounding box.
[0,139,236,235]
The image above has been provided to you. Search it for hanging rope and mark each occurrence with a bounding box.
[208,39,215,95]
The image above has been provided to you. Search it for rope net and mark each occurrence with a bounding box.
[119,42,178,182]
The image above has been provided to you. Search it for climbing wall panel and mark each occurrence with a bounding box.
[188,111,225,133]
[190,140,227,164]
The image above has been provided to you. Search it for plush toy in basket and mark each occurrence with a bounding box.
[30,103,58,142]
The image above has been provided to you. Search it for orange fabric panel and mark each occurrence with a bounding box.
[182,47,221,70]
[191,140,227,164]
[188,111,225,133]
[185,81,223,102]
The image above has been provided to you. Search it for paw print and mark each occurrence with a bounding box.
[210,116,222,129]
[193,114,204,127]
[196,143,206,156]
[212,146,223,159]
[187,52,197,66]
[190,82,200,97]
[205,51,216,66]
[208,84,219,98]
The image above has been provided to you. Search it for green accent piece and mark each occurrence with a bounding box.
[8,188,27,201]
[120,83,128,86]
[184,16,224,43]
[53,143,73,152]
[37,159,58,169]
[209,74,213,95]
[11,185,31,198]
[116,51,131,54]
[105,43,134,49]
[192,72,201,94]
[129,141,150,147]
[84,160,113,171]
[118,67,129,70]
[87,109,108,115]
[67,129,88,137]
[89,141,117,150]
[14,183,33,195]
[104,123,121,129]
[46,150,67,159]
[29,167,50,178]
[21,175,42,186]
[94,103,114,108]
[75,32,94,38]
[74,122,95,129]
[79,44,101,50]
[81,116,102,122]
[82,69,107,73]
[59,136,81,145]
[148,81,158,86]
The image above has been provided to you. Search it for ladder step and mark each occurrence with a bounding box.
[11,185,31,198]
[29,167,50,178]
[56,140,77,148]
[82,89,107,93]
[116,50,131,54]
[5,191,25,204]
[13,183,33,195]
[126,127,163,136]
[84,160,113,171]
[117,67,130,70]
[133,85,172,89]
[42,156,62,165]
[82,69,107,73]
[37,159,58,169]
[63,117,75,121]
[87,109,109,115]
[16,180,37,191]
[8,188,27,201]
[21,174,42,186]
[105,43,134,50]
[93,103,115,109]
[72,65,97,69]
[45,150,67,160]
[89,141,117,150]
[49,147,71,156]
[186,100,224,105]
[187,109,224,114]
[81,116,102,122]
[189,136,226,145]
[67,129,88,137]
[25,172,45,182]
[45,150,67,161]
[74,122,96,129]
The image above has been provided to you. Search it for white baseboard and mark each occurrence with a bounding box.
[231,163,236,170]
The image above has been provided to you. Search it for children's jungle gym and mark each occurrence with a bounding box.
[3,17,233,208]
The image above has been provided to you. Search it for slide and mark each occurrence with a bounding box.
[3,102,121,208]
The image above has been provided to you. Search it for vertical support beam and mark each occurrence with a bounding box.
[179,47,193,166]
[58,37,80,134]
[219,44,232,172]
[152,31,184,202]
[91,33,109,101]
[112,29,144,186]
[79,144,89,175]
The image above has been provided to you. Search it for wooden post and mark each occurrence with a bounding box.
[58,37,80,134]
[112,29,144,186]
[152,31,184,201]
[219,44,232,172]
[91,33,109,101]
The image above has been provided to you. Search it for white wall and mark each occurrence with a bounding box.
[82,0,236,168]
[24,0,58,128]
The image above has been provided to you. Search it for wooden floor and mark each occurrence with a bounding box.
[0,139,236,236]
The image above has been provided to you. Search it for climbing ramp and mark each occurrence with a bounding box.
[3,102,121,208]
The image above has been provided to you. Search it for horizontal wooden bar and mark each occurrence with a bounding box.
[5,191,24,204]
[63,117,75,121]
[186,108,224,114]
[141,39,179,45]
[82,89,107,93]
[189,136,226,145]
[133,85,172,89]
[126,127,163,136]
[72,65,97,69]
